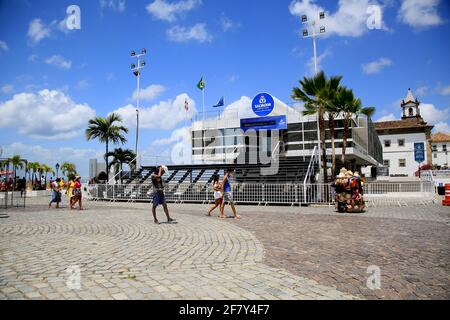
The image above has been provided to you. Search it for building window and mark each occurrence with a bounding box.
[398,139,405,147]
[383,160,390,167]
[408,108,413,116]
[384,140,391,147]
[432,145,437,152]
[443,145,447,152]
[434,153,437,158]
[399,159,406,167]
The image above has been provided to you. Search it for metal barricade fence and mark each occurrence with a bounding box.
[86,181,436,206]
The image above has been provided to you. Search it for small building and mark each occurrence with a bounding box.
[374,89,434,177]
[430,132,450,168]
[89,159,106,180]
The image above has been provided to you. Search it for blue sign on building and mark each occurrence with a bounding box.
[252,93,275,117]
[414,142,425,163]
[240,115,287,132]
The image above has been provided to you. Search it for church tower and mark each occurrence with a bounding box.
[401,88,421,120]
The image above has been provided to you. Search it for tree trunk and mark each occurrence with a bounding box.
[105,141,109,183]
[341,114,350,168]
[120,163,123,184]
[328,113,336,178]
[318,109,328,183]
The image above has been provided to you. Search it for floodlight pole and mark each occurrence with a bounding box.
[302,13,326,183]
[131,49,146,169]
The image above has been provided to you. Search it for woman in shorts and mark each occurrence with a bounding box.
[207,174,223,217]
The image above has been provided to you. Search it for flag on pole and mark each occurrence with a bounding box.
[184,98,189,111]
[212,96,224,108]
[197,76,205,90]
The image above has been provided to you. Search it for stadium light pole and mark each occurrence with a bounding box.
[131,49,146,168]
[301,12,326,183]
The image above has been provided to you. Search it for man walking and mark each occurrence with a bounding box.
[151,165,175,224]
[220,169,241,219]
[48,178,62,209]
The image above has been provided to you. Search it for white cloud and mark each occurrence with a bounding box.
[132,84,166,101]
[438,85,450,96]
[150,126,192,164]
[166,23,213,43]
[362,57,392,74]
[219,96,253,119]
[0,40,8,52]
[27,19,52,45]
[75,80,89,90]
[289,0,388,38]
[146,0,201,22]
[100,0,126,12]
[420,103,450,125]
[398,0,443,29]
[376,113,397,122]
[111,93,196,130]
[220,14,240,32]
[415,85,429,96]
[28,54,38,62]
[1,84,14,94]
[45,55,72,70]
[433,122,450,133]
[0,89,95,139]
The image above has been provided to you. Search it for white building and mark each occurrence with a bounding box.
[430,133,450,168]
[374,89,433,177]
[89,158,106,180]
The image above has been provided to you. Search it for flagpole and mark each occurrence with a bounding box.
[202,83,205,121]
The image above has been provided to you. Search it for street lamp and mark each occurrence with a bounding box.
[301,11,327,183]
[130,48,147,169]
[55,163,60,178]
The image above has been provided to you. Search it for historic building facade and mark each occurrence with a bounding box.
[374,89,434,177]
[430,132,450,168]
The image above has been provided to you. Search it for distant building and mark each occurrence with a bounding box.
[374,89,434,177]
[430,132,450,168]
[89,159,106,180]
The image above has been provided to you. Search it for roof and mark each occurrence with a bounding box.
[431,132,450,142]
[374,117,432,131]
[403,88,416,104]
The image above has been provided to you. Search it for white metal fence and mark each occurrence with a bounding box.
[86,181,436,207]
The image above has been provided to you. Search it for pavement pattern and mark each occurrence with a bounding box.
[0,198,358,300]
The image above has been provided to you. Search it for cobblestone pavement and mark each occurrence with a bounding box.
[0,198,358,300]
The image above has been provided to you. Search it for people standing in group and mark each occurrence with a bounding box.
[71,176,83,210]
[220,169,241,219]
[48,178,62,209]
[151,165,175,224]
[207,174,224,217]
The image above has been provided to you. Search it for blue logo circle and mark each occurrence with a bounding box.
[252,93,274,117]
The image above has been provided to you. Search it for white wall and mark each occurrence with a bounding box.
[378,132,427,177]
[431,141,449,166]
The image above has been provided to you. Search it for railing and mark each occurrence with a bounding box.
[86,181,436,207]
[107,156,138,185]
[303,146,318,202]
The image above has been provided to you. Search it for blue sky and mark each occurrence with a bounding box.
[0,0,449,176]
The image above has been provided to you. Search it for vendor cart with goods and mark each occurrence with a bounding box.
[333,168,365,213]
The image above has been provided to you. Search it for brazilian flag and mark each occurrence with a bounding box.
[197,77,205,90]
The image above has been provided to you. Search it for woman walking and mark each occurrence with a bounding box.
[207,174,223,217]
[48,178,62,209]
[66,178,75,209]
[71,176,83,210]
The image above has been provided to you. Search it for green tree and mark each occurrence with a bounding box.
[292,71,342,182]
[8,155,26,188]
[85,113,128,182]
[106,148,136,183]
[60,162,77,180]
[27,162,41,188]
[41,164,55,186]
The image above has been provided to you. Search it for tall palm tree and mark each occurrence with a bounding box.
[42,164,55,186]
[60,162,77,179]
[291,71,342,182]
[8,155,26,188]
[85,113,128,182]
[106,148,136,183]
[338,87,376,167]
[325,101,341,178]
[27,162,40,188]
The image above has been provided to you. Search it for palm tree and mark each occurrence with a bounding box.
[106,148,136,183]
[8,155,26,189]
[292,71,342,182]
[338,87,376,167]
[325,100,341,178]
[86,113,128,182]
[27,162,40,189]
[60,162,77,181]
[41,164,55,186]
